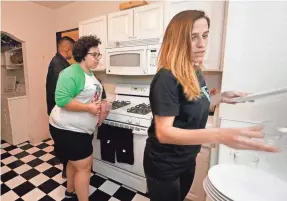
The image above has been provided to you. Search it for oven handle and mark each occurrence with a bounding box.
[132,130,148,136]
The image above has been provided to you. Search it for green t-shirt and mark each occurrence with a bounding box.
[49,64,104,134]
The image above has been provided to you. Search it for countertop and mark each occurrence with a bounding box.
[1,92,27,100]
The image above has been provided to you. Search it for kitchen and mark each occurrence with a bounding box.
[1,1,287,201]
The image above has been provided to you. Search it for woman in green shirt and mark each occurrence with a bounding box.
[49,35,106,201]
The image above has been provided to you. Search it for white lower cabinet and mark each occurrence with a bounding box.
[1,95,29,145]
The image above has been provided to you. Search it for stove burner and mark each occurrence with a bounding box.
[127,103,151,115]
[111,100,131,110]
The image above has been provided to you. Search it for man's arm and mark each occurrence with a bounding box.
[46,59,66,115]
[51,60,66,93]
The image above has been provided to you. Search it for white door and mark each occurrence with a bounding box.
[79,16,107,71]
[108,10,133,42]
[133,3,164,39]
[164,1,225,71]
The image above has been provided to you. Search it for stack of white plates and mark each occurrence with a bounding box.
[203,164,287,201]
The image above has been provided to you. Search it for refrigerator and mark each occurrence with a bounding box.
[217,1,287,182]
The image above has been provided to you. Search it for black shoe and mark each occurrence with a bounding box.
[62,170,67,179]
[65,190,77,199]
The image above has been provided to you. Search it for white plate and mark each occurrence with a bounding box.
[203,178,217,201]
[206,177,231,201]
[205,179,228,201]
[232,87,287,102]
[208,164,287,201]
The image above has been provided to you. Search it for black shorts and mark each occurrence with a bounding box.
[49,124,94,161]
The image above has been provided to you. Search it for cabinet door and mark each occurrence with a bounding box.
[164,1,212,29]
[108,10,133,42]
[1,97,13,144]
[9,97,29,145]
[134,3,164,39]
[164,1,225,71]
[79,16,107,71]
[186,146,211,201]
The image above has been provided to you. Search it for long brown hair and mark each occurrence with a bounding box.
[158,10,210,101]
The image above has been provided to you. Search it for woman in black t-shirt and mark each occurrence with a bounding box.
[143,10,279,201]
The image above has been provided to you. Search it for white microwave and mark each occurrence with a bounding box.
[105,45,160,75]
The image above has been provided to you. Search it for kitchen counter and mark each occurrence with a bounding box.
[1,92,27,100]
[202,143,215,149]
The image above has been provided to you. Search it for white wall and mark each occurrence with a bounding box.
[2,2,56,144]
[219,1,287,181]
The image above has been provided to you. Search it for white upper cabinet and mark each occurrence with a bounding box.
[108,2,164,42]
[164,1,212,29]
[133,3,164,40]
[108,9,133,42]
[79,15,107,71]
[164,1,226,71]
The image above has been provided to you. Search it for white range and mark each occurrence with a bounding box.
[92,84,152,193]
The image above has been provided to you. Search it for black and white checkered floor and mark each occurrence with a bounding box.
[1,139,149,201]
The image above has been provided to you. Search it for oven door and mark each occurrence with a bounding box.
[92,123,147,177]
[105,46,147,75]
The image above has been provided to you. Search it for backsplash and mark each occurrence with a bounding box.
[95,71,222,95]
[95,71,154,94]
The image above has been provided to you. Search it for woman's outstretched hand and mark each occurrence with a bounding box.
[217,125,280,152]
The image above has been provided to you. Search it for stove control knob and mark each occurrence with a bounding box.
[127,118,132,123]
[135,119,140,125]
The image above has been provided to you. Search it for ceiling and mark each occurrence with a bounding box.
[31,1,74,9]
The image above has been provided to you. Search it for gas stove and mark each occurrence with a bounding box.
[111,100,131,110]
[94,84,152,193]
[110,101,151,115]
[103,84,152,131]
[127,103,151,115]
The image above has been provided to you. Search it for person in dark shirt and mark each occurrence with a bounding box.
[45,36,75,178]
[143,10,279,201]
